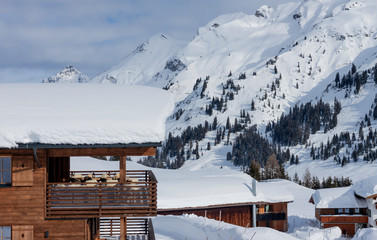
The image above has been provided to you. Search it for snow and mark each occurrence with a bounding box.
[0,83,174,148]
[153,214,300,240]
[310,187,367,209]
[352,228,377,240]
[70,157,349,240]
[71,157,293,209]
[352,175,377,199]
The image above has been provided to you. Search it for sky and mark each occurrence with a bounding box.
[0,0,295,83]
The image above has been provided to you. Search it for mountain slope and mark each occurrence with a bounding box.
[91,0,377,181]
[91,34,184,88]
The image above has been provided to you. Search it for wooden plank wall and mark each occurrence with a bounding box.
[158,205,252,227]
[323,223,356,236]
[0,150,88,240]
[158,202,289,231]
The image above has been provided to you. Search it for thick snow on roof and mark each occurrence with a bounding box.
[311,187,367,209]
[0,83,174,148]
[70,157,294,209]
[352,175,377,199]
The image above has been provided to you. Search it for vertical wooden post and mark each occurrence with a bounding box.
[120,216,127,240]
[119,156,127,183]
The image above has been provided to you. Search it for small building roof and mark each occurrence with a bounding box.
[155,171,294,210]
[352,175,377,199]
[0,83,174,148]
[310,187,367,209]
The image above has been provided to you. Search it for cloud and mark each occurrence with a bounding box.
[0,0,298,81]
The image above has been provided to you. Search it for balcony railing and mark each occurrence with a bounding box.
[100,218,156,240]
[46,170,157,219]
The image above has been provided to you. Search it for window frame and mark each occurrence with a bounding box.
[338,208,343,214]
[0,226,11,240]
[0,156,11,187]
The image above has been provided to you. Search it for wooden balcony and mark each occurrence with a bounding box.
[46,170,157,219]
[100,218,156,240]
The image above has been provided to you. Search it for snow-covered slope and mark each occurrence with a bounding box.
[87,0,377,182]
[91,34,184,88]
[43,65,89,83]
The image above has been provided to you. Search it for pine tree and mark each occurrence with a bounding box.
[248,160,261,181]
[293,172,300,183]
[302,169,312,188]
[251,100,256,111]
[352,63,357,75]
[335,72,340,87]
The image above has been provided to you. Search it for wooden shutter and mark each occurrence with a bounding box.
[12,225,33,240]
[12,155,34,186]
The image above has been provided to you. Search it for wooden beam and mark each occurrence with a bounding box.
[120,217,126,240]
[119,156,126,183]
[47,147,156,157]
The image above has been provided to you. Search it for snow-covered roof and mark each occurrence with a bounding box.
[0,83,174,148]
[352,175,377,199]
[310,187,367,209]
[156,171,294,210]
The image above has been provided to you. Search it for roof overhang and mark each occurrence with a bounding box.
[158,200,293,212]
[0,142,160,159]
[15,142,162,149]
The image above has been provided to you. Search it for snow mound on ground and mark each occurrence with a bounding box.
[352,228,377,240]
[291,226,341,240]
[153,214,299,240]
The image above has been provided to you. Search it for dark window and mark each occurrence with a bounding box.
[265,205,270,213]
[0,226,11,240]
[0,157,11,186]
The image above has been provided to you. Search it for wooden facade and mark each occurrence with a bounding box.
[313,208,368,236]
[158,202,290,232]
[0,145,158,240]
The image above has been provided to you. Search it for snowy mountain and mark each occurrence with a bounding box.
[89,0,377,182]
[42,65,89,83]
[91,34,184,88]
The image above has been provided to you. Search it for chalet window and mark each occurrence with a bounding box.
[0,157,11,186]
[344,208,350,214]
[265,205,270,213]
[0,226,11,240]
[355,208,360,214]
[338,208,343,214]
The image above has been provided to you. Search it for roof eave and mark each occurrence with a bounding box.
[13,142,162,149]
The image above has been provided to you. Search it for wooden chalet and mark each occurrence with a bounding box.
[0,84,174,240]
[352,176,377,229]
[309,187,368,236]
[158,201,290,231]
[156,175,293,232]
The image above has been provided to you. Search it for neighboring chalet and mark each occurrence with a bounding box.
[0,84,174,240]
[156,173,294,232]
[352,176,377,228]
[309,176,377,236]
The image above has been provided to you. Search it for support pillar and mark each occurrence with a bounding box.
[120,216,127,240]
[119,156,127,183]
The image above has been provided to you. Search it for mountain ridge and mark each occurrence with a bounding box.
[44,0,377,182]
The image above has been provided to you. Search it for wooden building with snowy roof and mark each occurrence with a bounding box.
[0,84,174,240]
[309,186,368,236]
[156,174,294,232]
